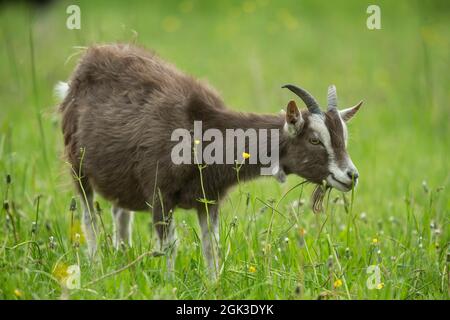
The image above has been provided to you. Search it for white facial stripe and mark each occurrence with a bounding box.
[308,113,357,191]
[308,113,348,183]
[308,114,334,160]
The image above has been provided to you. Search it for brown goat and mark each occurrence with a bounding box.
[57,44,362,276]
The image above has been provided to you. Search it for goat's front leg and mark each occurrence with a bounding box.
[197,204,220,279]
[111,206,134,249]
[152,198,177,274]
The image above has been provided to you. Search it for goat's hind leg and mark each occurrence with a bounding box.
[76,176,98,258]
[152,198,177,274]
[112,205,134,249]
[197,204,220,279]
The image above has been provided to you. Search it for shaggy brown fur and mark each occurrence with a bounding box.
[59,44,361,272]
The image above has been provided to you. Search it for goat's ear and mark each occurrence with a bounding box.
[340,100,363,122]
[284,100,304,136]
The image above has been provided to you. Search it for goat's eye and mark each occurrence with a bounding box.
[309,138,321,145]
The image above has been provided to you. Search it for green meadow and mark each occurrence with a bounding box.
[0,0,448,299]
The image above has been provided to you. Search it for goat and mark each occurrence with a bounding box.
[57,44,362,276]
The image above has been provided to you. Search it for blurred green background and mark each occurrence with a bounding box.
[0,0,448,299]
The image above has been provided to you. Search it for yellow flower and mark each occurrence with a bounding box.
[194,139,200,145]
[372,238,379,245]
[298,227,306,237]
[53,262,69,283]
[14,289,22,298]
[248,266,256,273]
[242,152,251,159]
[70,220,85,244]
[333,279,343,288]
[376,282,385,290]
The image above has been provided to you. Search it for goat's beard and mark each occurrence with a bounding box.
[311,184,330,213]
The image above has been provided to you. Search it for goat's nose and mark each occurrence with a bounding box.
[346,170,359,181]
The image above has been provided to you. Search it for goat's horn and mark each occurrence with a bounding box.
[327,84,338,111]
[282,84,322,114]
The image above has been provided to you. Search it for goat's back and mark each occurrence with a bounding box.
[60,44,225,210]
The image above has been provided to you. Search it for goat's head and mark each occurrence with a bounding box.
[280,84,363,192]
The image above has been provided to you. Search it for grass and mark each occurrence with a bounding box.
[0,0,449,299]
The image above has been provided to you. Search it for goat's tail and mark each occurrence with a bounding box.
[54,81,69,101]
[56,80,79,167]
